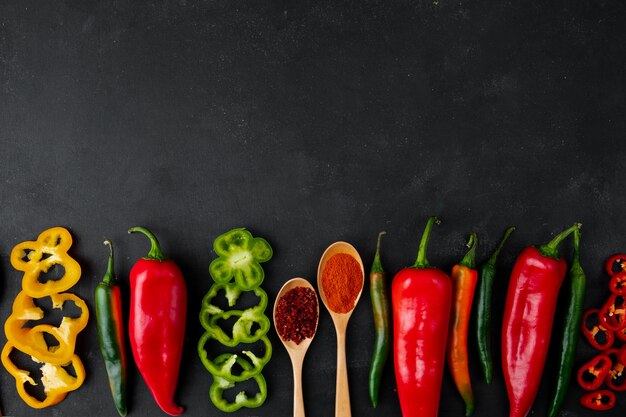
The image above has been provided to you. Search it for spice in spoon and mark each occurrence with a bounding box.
[275,287,319,344]
[322,253,363,313]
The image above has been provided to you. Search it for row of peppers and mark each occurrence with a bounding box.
[367,217,586,417]
[2,226,274,416]
[0,221,598,416]
[0,226,187,415]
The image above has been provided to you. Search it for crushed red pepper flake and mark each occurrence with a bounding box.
[275,286,318,345]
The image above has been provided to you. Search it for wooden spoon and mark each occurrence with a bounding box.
[317,242,364,417]
[274,278,320,417]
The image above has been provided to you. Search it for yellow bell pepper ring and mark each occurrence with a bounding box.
[1,343,86,408]
[10,227,81,298]
[5,291,89,365]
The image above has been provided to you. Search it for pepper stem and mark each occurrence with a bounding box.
[128,226,167,261]
[459,233,478,269]
[572,228,581,264]
[371,231,386,273]
[537,223,582,259]
[487,226,515,265]
[102,239,115,284]
[411,216,441,269]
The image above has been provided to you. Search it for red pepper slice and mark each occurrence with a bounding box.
[614,324,626,343]
[605,254,626,277]
[580,390,616,411]
[599,294,626,331]
[582,309,614,350]
[609,272,626,295]
[577,353,612,391]
[604,348,626,391]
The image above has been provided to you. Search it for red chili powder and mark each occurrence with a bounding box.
[321,253,363,313]
[275,286,318,344]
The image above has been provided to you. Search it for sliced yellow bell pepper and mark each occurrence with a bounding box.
[5,291,89,365]
[10,227,81,298]
[1,343,86,409]
[4,226,88,408]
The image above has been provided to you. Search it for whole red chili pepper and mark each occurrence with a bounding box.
[392,217,451,417]
[502,223,580,417]
[128,227,187,416]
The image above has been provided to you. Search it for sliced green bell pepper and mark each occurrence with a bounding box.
[198,334,272,382]
[209,354,267,412]
[199,283,270,346]
[209,228,272,290]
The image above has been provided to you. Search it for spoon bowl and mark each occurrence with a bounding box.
[274,277,319,417]
[317,242,364,417]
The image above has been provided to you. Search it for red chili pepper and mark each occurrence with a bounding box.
[580,390,616,411]
[128,227,187,416]
[582,309,615,350]
[392,217,451,417]
[577,353,612,391]
[615,325,626,343]
[619,344,626,366]
[502,223,580,417]
[608,272,626,295]
[604,348,626,391]
[605,254,626,277]
[599,293,626,331]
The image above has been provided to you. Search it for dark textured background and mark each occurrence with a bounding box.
[1,0,626,416]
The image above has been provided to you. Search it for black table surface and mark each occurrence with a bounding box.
[1,1,626,416]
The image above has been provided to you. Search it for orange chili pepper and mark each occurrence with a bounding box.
[447,233,478,416]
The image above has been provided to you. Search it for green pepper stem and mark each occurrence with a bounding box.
[487,226,515,265]
[572,228,581,264]
[128,226,167,261]
[459,233,478,269]
[102,239,115,284]
[411,216,441,269]
[537,223,582,259]
[371,231,386,273]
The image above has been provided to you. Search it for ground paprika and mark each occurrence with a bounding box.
[321,253,363,313]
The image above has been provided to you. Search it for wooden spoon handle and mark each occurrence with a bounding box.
[292,355,305,417]
[335,330,351,417]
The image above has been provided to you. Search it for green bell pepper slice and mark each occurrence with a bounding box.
[198,334,272,382]
[209,354,267,412]
[209,228,273,290]
[199,282,268,316]
[202,309,271,347]
[199,283,269,346]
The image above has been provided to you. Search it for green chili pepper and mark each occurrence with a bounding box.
[475,226,515,383]
[209,354,268,412]
[548,228,586,417]
[95,240,128,417]
[368,231,389,408]
[209,228,273,290]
